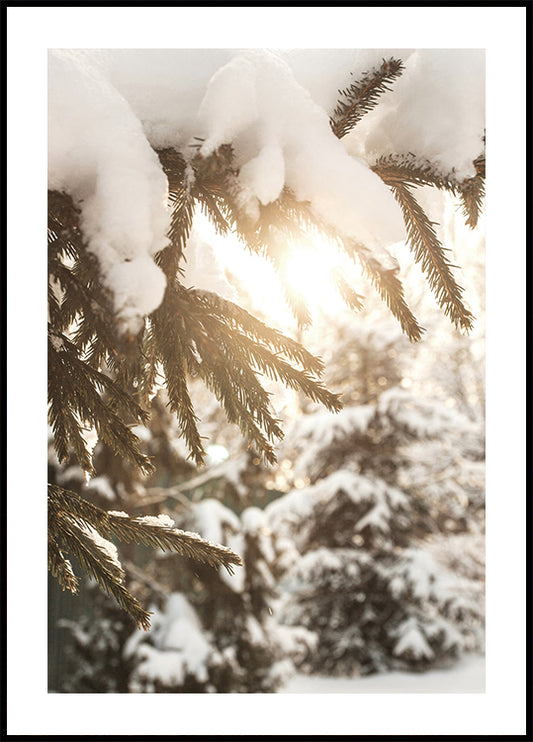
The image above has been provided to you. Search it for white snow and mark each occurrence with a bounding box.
[198,49,405,252]
[48,50,169,334]
[280,653,485,693]
[191,498,240,545]
[245,614,267,646]
[68,517,123,576]
[288,404,375,449]
[84,475,116,501]
[181,229,236,300]
[345,50,485,179]
[189,499,245,592]
[393,617,435,660]
[266,469,408,544]
[48,48,485,333]
[126,593,215,689]
[134,513,175,528]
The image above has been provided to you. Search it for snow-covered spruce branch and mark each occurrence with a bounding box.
[189,292,338,408]
[161,147,384,332]
[48,186,341,472]
[156,144,237,279]
[371,153,483,329]
[373,151,485,230]
[372,153,466,192]
[48,485,243,628]
[48,493,153,629]
[49,485,243,573]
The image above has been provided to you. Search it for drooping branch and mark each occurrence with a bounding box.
[147,283,342,464]
[48,328,153,475]
[48,484,244,628]
[459,156,485,229]
[341,239,425,342]
[384,181,474,332]
[49,484,243,575]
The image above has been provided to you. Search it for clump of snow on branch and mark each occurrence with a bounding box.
[71,517,123,574]
[345,50,485,179]
[48,50,169,333]
[134,513,176,528]
[197,50,404,253]
[48,48,484,331]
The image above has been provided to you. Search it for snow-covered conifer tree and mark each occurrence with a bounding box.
[122,500,312,692]
[266,322,485,676]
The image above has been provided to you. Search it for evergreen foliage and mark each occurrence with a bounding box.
[372,154,480,331]
[122,502,310,693]
[266,326,485,676]
[48,484,242,630]
[47,55,484,626]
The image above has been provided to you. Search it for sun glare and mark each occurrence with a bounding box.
[195,212,357,324]
[282,241,348,316]
[284,248,326,300]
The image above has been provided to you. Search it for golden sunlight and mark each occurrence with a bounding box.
[284,248,326,298]
[195,212,359,324]
[282,244,343,315]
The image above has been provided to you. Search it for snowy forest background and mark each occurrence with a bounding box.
[47,46,486,694]
[5,6,527,735]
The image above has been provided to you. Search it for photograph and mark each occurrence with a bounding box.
[5,4,527,738]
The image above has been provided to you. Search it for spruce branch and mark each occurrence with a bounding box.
[342,240,425,342]
[48,189,141,375]
[138,320,161,406]
[258,190,416,329]
[48,496,153,630]
[48,533,80,594]
[330,267,366,312]
[330,58,404,139]
[372,153,463,193]
[48,485,243,628]
[372,152,485,231]
[240,197,314,327]
[149,287,210,465]
[459,157,485,228]
[383,181,474,331]
[194,290,326,375]
[48,189,83,264]
[48,328,153,475]
[156,149,195,278]
[49,485,243,576]
[157,144,238,278]
[185,290,342,412]
[150,284,341,464]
